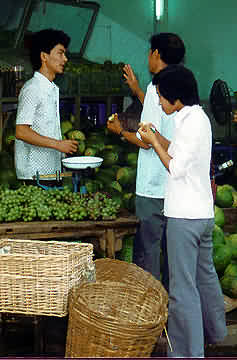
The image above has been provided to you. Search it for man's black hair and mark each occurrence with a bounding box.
[152,65,200,106]
[29,28,71,71]
[150,33,185,65]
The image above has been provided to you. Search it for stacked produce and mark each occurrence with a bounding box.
[0,185,120,222]
[2,110,237,294]
[213,184,237,298]
[62,120,137,212]
[56,59,128,96]
[0,115,138,221]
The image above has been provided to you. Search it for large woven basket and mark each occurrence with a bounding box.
[95,258,168,297]
[66,281,168,358]
[0,238,94,317]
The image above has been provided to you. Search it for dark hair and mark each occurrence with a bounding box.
[152,65,200,106]
[30,28,71,71]
[149,33,185,65]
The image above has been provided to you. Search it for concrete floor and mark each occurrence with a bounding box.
[0,310,236,357]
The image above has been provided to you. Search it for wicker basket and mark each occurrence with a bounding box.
[0,238,94,317]
[94,258,168,298]
[66,281,168,358]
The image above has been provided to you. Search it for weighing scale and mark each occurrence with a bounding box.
[34,156,103,193]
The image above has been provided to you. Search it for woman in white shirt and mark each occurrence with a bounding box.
[138,65,227,358]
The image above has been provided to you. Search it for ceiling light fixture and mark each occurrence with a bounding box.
[156,0,164,20]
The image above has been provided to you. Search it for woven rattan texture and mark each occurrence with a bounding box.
[0,239,93,317]
[94,258,168,296]
[66,259,168,358]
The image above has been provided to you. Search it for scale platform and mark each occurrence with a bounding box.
[34,157,103,193]
[62,156,103,170]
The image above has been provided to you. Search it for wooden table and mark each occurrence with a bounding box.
[0,214,139,258]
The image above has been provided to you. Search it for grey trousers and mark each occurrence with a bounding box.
[133,195,165,281]
[166,217,227,358]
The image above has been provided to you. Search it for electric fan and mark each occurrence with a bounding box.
[209,79,235,180]
[209,79,233,142]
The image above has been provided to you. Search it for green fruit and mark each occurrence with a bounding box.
[212,224,225,248]
[225,233,237,260]
[220,275,237,298]
[61,120,73,135]
[116,167,136,186]
[77,140,86,155]
[214,205,225,228]
[123,192,135,213]
[213,244,232,274]
[110,181,122,193]
[99,150,119,167]
[67,129,86,141]
[215,185,233,208]
[230,278,237,297]
[5,134,15,145]
[222,184,236,192]
[126,152,138,167]
[232,191,237,208]
[224,262,237,278]
[84,147,97,156]
[220,275,234,297]
[0,168,17,187]
[85,180,101,193]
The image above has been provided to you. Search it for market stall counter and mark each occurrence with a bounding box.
[0,214,139,259]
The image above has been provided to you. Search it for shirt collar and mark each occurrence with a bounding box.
[34,71,59,91]
[175,105,200,127]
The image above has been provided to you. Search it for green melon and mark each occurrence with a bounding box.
[215,185,233,208]
[220,275,234,297]
[61,120,73,135]
[67,129,86,141]
[126,152,138,167]
[213,244,232,274]
[225,234,237,260]
[212,224,225,249]
[116,167,136,186]
[224,262,237,278]
[214,205,225,228]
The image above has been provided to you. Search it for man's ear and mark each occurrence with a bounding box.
[174,99,184,111]
[153,49,160,59]
[40,51,47,63]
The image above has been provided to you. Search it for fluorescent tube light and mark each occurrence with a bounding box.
[156,0,164,20]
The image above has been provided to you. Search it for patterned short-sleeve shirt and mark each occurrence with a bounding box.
[15,72,62,179]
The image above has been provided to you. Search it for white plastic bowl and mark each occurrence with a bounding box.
[62,156,103,170]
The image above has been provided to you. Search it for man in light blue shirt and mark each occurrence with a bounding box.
[107,33,185,289]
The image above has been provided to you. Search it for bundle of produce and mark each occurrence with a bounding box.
[0,185,120,223]
[116,234,134,263]
[58,122,138,212]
